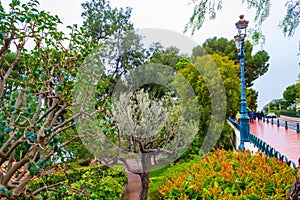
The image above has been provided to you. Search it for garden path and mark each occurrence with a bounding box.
[125,171,141,200]
[250,120,300,165]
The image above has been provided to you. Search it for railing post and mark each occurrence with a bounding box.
[297,123,300,133]
[277,119,280,127]
[285,121,288,129]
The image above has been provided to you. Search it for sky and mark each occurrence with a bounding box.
[6,0,300,110]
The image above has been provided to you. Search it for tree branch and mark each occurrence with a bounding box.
[2,157,30,186]
[32,181,65,195]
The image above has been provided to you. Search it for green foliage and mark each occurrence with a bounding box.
[246,88,258,111]
[149,155,202,199]
[178,54,240,118]
[280,110,300,118]
[279,0,300,37]
[193,37,270,87]
[81,0,133,40]
[187,0,299,50]
[283,84,299,105]
[297,74,300,97]
[150,46,186,69]
[150,149,297,199]
[148,46,189,98]
[0,0,97,198]
[29,165,127,199]
[174,54,239,154]
[263,99,289,112]
[184,0,222,35]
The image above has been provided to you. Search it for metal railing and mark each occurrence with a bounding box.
[263,117,300,133]
[228,118,297,168]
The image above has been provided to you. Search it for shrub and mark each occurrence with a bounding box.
[150,149,297,199]
[28,164,127,200]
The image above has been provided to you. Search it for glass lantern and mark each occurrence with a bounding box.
[234,15,249,50]
[235,15,249,38]
[234,35,242,49]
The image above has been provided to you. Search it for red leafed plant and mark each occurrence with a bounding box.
[151,149,297,199]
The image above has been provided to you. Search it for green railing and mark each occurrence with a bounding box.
[228,118,297,168]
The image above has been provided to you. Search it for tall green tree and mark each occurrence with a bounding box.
[175,54,240,153]
[192,37,270,87]
[283,84,299,105]
[81,1,154,149]
[82,0,152,91]
[81,0,133,40]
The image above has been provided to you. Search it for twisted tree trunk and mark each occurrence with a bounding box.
[139,153,151,200]
[139,172,150,200]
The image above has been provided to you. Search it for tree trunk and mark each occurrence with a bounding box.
[139,172,150,200]
[139,153,151,200]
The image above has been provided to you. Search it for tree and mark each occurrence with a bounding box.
[283,84,299,105]
[150,46,186,69]
[101,29,151,81]
[146,45,190,98]
[76,82,198,200]
[193,37,270,87]
[175,54,240,152]
[0,1,97,198]
[112,90,197,200]
[82,0,153,96]
[81,1,155,162]
[295,74,300,98]
[186,0,299,49]
[246,88,258,111]
[263,99,287,112]
[81,0,133,40]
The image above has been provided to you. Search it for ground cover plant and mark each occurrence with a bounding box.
[28,164,127,200]
[150,149,297,199]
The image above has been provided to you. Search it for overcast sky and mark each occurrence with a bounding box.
[8,0,300,110]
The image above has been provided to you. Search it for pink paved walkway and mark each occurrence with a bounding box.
[125,171,140,200]
[250,120,300,165]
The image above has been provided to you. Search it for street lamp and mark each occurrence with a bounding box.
[234,15,250,151]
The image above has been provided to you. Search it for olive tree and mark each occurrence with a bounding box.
[113,89,198,200]
[73,60,200,200]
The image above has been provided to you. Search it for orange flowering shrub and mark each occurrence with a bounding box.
[152,149,297,199]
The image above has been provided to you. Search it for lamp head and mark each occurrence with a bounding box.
[235,15,249,38]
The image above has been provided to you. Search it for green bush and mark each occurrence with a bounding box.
[150,149,297,199]
[29,164,127,200]
[280,110,300,118]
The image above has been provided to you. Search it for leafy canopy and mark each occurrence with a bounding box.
[193,37,270,87]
